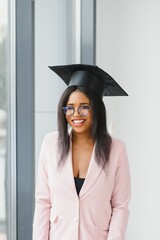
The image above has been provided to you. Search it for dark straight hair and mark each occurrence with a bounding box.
[57,86,112,168]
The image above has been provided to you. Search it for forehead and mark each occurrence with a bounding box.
[67,91,90,104]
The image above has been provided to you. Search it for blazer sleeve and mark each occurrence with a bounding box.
[33,136,51,240]
[108,142,131,240]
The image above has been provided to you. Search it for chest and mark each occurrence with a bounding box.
[72,144,94,178]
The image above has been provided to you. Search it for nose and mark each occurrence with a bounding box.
[73,107,81,116]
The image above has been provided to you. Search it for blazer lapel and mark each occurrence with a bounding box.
[61,140,78,199]
[79,144,102,198]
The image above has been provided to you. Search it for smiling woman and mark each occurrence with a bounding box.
[33,64,131,240]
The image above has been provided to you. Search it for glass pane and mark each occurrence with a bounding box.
[0,0,8,239]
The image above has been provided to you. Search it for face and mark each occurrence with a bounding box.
[65,91,92,135]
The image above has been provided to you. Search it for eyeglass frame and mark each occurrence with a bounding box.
[63,105,91,116]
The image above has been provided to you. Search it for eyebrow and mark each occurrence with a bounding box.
[66,103,90,106]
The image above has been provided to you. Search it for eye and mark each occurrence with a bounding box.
[81,105,90,109]
[78,105,91,116]
[63,106,74,116]
[66,106,73,110]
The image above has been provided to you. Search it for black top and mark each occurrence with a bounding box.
[74,177,85,195]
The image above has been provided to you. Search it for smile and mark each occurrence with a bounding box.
[72,119,85,126]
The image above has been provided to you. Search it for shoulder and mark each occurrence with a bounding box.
[109,137,128,166]
[45,131,59,139]
[110,137,126,152]
[42,131,59,147]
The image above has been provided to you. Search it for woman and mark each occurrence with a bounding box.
[33,64,131,240]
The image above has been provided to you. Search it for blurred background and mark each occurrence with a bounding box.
[0,1,7,239]
[0,0,160,239]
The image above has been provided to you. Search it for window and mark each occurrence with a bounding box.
[0,1,16,239]
[0,1,8,239]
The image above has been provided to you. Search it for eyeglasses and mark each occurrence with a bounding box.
[63,105,91,116]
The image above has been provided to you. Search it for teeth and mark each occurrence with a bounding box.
[73,120,85,124]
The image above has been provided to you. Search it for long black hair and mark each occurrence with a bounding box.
[57,86,112,168]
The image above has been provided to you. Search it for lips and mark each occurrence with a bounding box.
[72,119,85,126]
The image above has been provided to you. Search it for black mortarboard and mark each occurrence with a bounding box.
[49,64,128,98]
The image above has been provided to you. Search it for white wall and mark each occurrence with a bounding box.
[96,1,160,239]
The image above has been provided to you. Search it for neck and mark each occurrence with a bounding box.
[72,130,94,145]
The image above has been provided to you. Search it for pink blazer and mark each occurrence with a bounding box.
[33,131,131,240]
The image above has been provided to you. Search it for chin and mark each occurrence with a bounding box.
[72,128,84,134]
[72,127,91,135]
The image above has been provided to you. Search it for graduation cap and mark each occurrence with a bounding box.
[49,64,128,98]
